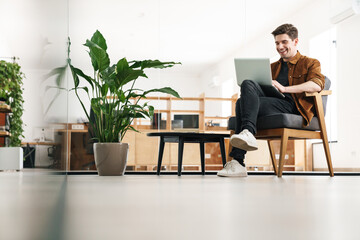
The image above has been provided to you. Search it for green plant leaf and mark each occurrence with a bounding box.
[101,84,108,96]
[70,65,80,88]
[91,30,107,51]
[115,58,147,86]
[129,60,181,69]
[70,65,94,90]
[101,64,116,82]
[116,58,129,72]
[117,90,126,103]
[144,87,181,99]
[84,39,110,72]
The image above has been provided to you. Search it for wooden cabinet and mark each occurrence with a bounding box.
[244,139,306,171]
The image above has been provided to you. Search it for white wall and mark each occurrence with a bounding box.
[325,14,360,168]
[66,0,204,123]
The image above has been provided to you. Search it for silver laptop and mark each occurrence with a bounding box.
[234,58,285,98]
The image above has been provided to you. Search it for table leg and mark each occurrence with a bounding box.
[200,141,205,175]
[178,137,184,176]
[219,137,227,166]
[157,136,165,176]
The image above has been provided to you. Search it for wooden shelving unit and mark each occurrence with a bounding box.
[133,93,238,131]
[0,104,11,147]
[0,104,11,113]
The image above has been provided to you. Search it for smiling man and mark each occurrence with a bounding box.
[217,23,325,177]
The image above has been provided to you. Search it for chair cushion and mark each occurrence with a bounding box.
[256,113,320,131]
[228,114,320,131]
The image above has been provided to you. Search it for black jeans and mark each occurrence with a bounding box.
[229,80,300,161]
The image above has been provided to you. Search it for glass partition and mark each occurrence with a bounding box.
[0,0,69,171]
[0,1,69,239]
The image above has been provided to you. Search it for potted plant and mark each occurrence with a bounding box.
[0,60,25,170]
[69,30,181,176]
[0,60,25,147]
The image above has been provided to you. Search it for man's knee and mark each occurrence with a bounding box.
[241,79,256,88]
[241,79,261,93]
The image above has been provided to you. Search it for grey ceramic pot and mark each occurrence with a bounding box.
[93,142,129,176]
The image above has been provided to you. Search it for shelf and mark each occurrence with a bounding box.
[204,116,230,120]
[132,93,238,131]
[0,104,11,113]
[205,126,228,131]
[144,96,204,101]
[21,141,57,146]
[154,110,205,114]
[205,97,235,101]
[171,110,204,113]
[0,131,10,137]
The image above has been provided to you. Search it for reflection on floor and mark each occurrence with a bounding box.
[1,171,360,240]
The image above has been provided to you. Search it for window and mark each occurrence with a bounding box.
[309,27,337,142]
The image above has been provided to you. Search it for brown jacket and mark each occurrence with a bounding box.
[271,51,325,126]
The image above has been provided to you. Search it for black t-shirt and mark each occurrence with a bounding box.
[276,60,294,101]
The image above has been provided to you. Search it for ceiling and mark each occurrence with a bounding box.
[1,0,316,75]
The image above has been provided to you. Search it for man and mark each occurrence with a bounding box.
[217,23,324,177]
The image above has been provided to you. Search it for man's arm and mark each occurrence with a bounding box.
[272,80,321,93]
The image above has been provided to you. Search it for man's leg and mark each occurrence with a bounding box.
[218,80,265,177]
[258,96,299,117]
[237,80,266,134]
[229,80,266,165]
[219,80,300,177]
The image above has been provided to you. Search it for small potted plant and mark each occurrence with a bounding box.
[69,30,181,175]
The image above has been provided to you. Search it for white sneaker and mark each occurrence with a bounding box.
[217,160,247,177]
[230,129,258,151]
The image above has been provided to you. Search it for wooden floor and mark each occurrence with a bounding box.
[1,171,360,240]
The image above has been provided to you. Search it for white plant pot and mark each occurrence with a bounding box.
[93,142,129,176]
[0,147,23,171]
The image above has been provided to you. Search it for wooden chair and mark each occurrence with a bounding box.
[228,77,334,177]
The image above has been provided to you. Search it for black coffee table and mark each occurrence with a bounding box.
[147,132,230,176]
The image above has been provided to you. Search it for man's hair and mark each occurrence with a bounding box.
[271,24,298,40]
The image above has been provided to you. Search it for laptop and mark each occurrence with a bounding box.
[234,58,285,98]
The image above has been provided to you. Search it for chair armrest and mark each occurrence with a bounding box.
[305,90,332,97]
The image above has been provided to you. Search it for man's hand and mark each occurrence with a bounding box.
[272,80,321,93]
[272,80,286,93]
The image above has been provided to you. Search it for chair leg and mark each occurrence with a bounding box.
[313,93,334,177]
[267,140,277,176]
[219,137,227,167]
[178,137,184,176]
[227,130,234,161]
[157,137,165,176]
[278,130,289,177]
[321,131,334,177]
[200,141,205,175]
